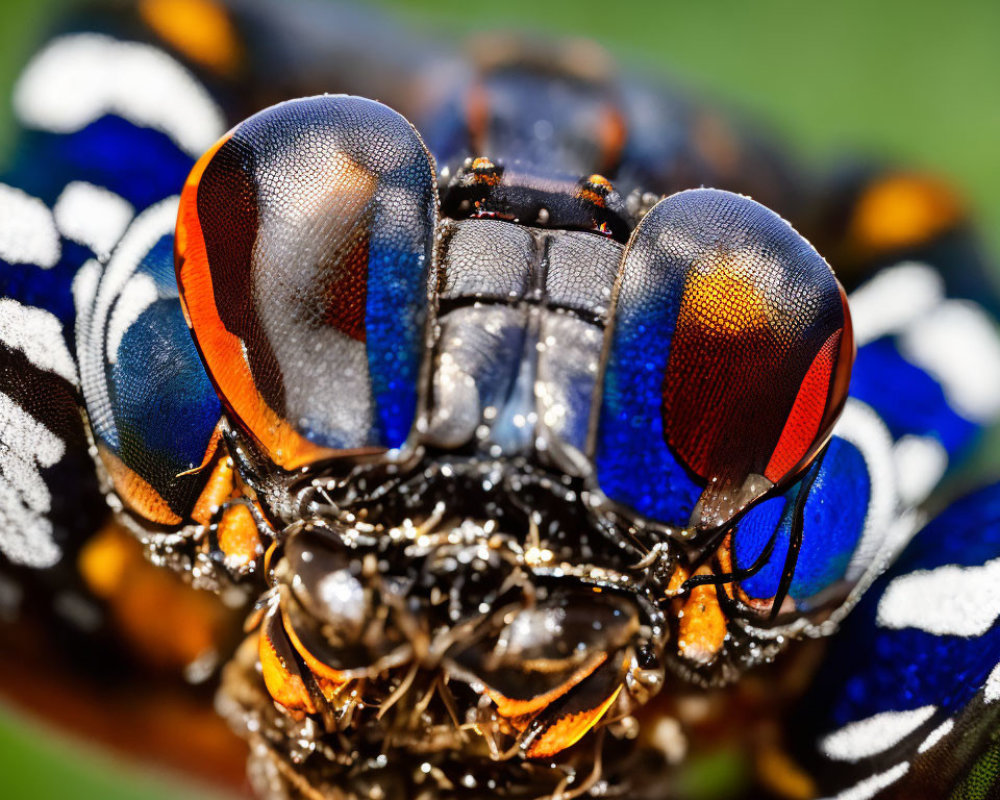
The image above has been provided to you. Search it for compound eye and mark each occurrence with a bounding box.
[594,189,853,532]
[730,401,896,619]
[176,96,437,470]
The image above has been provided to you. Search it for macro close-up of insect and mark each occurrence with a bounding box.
[2,1,1000,799]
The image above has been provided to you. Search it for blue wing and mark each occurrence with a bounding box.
[0,13,244,637]
[788,481,1000,799]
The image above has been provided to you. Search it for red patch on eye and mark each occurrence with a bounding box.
[660,265,795,487]
[320,234,368,342]
[765,328,841,482]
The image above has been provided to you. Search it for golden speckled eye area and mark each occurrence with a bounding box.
[596,189,853,531]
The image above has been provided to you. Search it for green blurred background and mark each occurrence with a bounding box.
[0,0,998,797]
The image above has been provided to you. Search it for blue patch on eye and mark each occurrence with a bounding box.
[595,290,701,524]
[141,234,182,294]
[365,152,436,448]
[110,231,220,476]
[851,337,977,457]
[735,438,870,606]
[360,155,437,452]
[366,238,426,450]
[113,299,221,479]
[4,115,193,210]
[734,495,790,600]
[101,230,221,516]
[791,438,870,601]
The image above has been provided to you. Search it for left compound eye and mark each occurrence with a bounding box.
[176,96,437,470]
[594,189,854,533]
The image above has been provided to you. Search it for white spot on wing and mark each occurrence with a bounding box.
[54,182,134,260]
[14,33,225,157]
[0,183,60,268]
[892,435,948,507]
[877,558,1000,636]
[0,393,65,567]
[0,299,77,385]
[899,300,1000,424]
[849,262,943,347]
[819,763,910,800]
[984,661,1000,703]
[820,705,935,762]
[106,273,158,364]
[917,719,954,753]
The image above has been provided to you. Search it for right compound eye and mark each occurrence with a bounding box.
[592,189,854,534]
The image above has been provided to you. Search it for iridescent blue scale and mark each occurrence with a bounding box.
[5,117,195,212]
[794,482,1000,798]
[734,435,871,609]
[851,337,978,458]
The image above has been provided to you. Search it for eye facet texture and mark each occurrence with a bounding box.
[78,198,223,526]
[731,399,897,618]
[176,96,437,469]
[595,189,854,531]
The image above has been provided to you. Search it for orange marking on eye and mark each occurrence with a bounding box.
[176,133,337,470]
[848,173,963,255]
[685,265,773,335]
[97,444,182,526]
[524,685,623,759]
[662,253,852,533]
[139,0,241,75]
[661,262,776,490]
[677,565,727,665]
[217,503,262,567]
[486,652,608,720]
[767,284,854,485]
[259,607,317,717]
